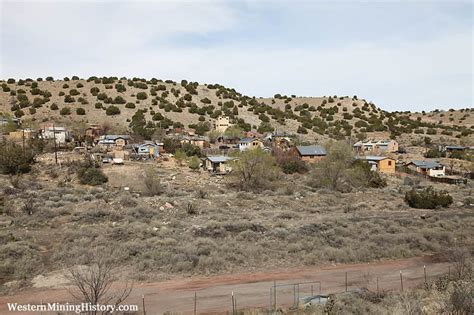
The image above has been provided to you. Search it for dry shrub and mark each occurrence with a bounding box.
[143,167,163,196]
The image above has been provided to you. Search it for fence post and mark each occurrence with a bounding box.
[345,272,348,292]
[142,295,146,315]
[424,265,427,284]
[269,287,273,314]
[311,285,313,296]
[376,277,379,295]
[274,280,277,312]
[400,271,404,292]
[297,283,300,308]
[194,292,197,315]
[231,291,235,315]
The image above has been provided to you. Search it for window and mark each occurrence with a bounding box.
[388,161,392,166]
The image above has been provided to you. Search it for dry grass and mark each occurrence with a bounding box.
[0,161,473,292]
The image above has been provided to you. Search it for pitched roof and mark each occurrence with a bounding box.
[358,155,393,162]
[102,135,130,140]
[206,156,235,163]
[409,160,442,169]
[296,145,327,156]
[240,137,260,144]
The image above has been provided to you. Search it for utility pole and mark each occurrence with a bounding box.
[22,127,25,158]
[52,124,58,164]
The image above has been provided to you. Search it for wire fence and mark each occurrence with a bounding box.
[139,263,452,315]
[30,263,451,314]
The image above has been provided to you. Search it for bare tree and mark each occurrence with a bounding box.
[449,245,472,281]
[66,250,133,315]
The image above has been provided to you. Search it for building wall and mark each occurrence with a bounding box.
[377,159,396,174]
[214,116,231,133]
[115,139,126,147]
[428,167,445,177]
[300,155,325,163]
[239,140,263,152]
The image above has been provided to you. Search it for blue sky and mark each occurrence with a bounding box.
[0,0,472,111]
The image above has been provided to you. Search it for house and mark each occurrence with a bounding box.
[238,138,264,152]
[265,131,292,149]
[0,116,21,127]
[407,160,445,177]
[204,156,235,174]
[136,142,160,158]
[357,156,396,174]
[180,135,210,149]
[97,135,130,148]
[85,124,103,139]
[439,145,473,153]
[7,129,36,142]
[213,116,232,133]
[353,139,399,154]
[296,145,327,163]
[41,126,71,145]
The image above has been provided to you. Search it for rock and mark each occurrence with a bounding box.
[455,202,464,207]
[165,202,174,209]
[159,206,164,211]
[152,227,159,232]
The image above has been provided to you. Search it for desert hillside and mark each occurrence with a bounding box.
[0,77,473,145]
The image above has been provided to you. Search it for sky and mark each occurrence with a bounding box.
[0,0,472,111]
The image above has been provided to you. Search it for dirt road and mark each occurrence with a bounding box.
[0,256,449,314]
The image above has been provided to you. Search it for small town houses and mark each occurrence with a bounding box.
[0,118,469,183]
[406,160,445,177]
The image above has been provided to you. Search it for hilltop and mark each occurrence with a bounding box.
[0,77,472,145]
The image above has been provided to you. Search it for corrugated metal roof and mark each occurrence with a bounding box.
[409,160,442,169]
[359,156,391,161]
[240,137,258,144]
[207,156,235,163]
[296,145,327,156]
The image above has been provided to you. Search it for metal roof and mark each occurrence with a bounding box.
[206,156,235,163]
[296,145,327,156]
[102,135,130,140]
[409,160,442,169]
[358,155,392,161]
[240,137,260,144]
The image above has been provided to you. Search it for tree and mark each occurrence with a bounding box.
[404,186,453,209]
[77,167,108,186]
[105,106,120,116]
[310,141,353,191]
[230,148,279,191]
[174,149,186,166]
[273,148,308,174]
[188,156,200,170]
[224,125,244,138]
[143,167,163,196]
[76,108,86,115]
[136,92,147,100]
[60,107,71,115]
[66,249,132,315]
[0,140,36,174]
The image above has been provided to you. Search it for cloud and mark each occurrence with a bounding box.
[0,0,472,111]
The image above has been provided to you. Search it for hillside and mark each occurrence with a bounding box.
[0,77,472,145]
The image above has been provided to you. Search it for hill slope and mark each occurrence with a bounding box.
[0,77,472,144]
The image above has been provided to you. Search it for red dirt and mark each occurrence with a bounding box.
[0,255,450,314]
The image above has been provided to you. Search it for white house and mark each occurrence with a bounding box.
[407,160,445,177]
[238,138,264,152]
[41,126,70,145]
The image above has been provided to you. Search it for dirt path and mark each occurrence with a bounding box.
[0,256,450,314]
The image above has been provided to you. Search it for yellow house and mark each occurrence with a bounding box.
[238,138,263,152]
[359,156,396,174]
[213,116,232,133]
